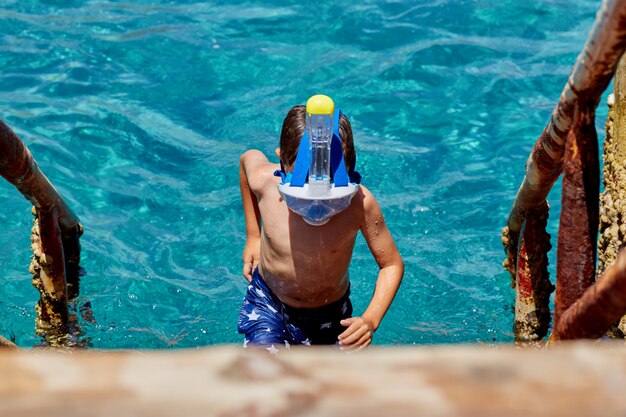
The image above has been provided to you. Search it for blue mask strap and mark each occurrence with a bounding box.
[347,151,361,184]
[273,161,289,184]
[349,164,362,184]
[288,131,310,187]
[331,110,349,187]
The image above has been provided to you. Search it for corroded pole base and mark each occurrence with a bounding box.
[30,207,70,346]
[503,203,554,344]
[513,205,554,343]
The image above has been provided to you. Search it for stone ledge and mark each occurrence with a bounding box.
[0,342,624,416]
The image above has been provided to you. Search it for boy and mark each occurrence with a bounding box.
[238,104,403,353]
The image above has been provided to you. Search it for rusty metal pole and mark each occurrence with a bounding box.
[0,120,80,232]
[554,106,600,326]
[504,0,626,336]
[512,205,554,343]
[507,0,626,238]
[552,249,626,340]
[0,118,82,344]
[32,207,70,337]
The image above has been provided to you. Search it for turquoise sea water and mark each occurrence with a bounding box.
[0,0,609,348]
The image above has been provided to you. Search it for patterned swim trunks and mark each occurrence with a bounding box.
[237,268,352,354]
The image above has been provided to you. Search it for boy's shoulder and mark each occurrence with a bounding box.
[354,184,378,210]
[240,149,279,192]
[350,184,387,226]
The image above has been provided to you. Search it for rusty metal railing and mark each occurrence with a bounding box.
[0,118,83,346]
[503,0,626,343]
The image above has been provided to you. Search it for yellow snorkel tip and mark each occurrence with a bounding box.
[306,94,334,115]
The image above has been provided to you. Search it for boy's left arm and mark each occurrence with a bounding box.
[338,189,404,351]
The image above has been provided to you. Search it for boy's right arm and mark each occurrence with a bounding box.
[239,150,269,281]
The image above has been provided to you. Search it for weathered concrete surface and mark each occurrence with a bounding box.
[1,343,626,417]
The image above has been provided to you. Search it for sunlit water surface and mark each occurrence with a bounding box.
[0,0,609,348]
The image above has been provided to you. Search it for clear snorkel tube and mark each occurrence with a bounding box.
[306,95,334,197]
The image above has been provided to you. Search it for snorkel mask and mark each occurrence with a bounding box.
[276,95,361,226]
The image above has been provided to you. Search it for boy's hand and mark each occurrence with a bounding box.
[338,317,374,352]
[242,236,260,282]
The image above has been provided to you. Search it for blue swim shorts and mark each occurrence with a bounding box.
[237,268,352,353]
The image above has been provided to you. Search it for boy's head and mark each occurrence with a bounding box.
[278,105,356,174]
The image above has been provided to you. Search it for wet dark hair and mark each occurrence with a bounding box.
[279,105,356,174]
